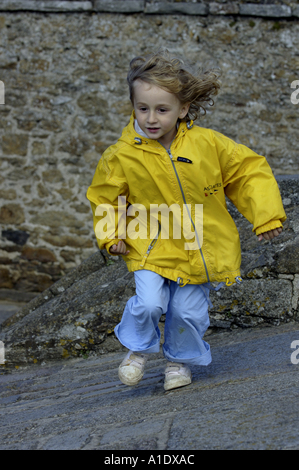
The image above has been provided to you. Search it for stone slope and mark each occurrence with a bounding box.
[0,322,298,450]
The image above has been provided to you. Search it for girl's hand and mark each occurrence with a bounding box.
[109,240,130,255]
[258,227,283,241]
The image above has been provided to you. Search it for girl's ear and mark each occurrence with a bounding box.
[179,102,190,120]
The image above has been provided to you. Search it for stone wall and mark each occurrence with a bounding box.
[0,0,299,301]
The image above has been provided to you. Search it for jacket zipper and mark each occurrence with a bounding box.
[166,148,211,284]
[140,221,161,267]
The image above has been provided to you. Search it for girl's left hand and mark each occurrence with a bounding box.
[258,227,283,241]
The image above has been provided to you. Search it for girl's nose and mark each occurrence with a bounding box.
[147,111,157,123]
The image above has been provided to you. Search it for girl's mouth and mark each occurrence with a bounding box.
[147,128,160,133]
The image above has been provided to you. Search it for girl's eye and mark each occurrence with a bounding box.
[159,108,167,113]
[139,107,147,112]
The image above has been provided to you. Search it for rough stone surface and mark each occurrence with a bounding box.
[0,1,93,12]
[239,4,292,17]
[293,6,299,17]
[94,0,145,13]
[209,2,240,15]
[0,322,298,450]
[144,2,209,15]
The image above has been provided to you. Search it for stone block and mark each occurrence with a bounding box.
[0,267,13,289]
[1,134,28,156]
[0,189,17,201]
[15,271,54,293]
[0,1,93,12]
[239,4,292,18]
[209,2,239,16]
[292,275,299,311]
[210,278,293,327]
[42,169,64,184]
[42,234,93,248]
[1,230,30,246]
[21,247,57,263]
[293,7,299,18]
[94,0,144,13]
[77,93,108,117]
[144,2,208,16]
[0,204,25,225]
[0,288,36,303]
[29,211,84,229]
[273,239,299,274]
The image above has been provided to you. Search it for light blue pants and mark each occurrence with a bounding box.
[114,270,212,366]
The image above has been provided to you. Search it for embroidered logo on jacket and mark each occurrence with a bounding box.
[204,183,222,197]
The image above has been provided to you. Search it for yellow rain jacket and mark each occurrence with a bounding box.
[87,113,286,287]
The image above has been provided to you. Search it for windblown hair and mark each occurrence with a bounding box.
[127,49,221,122]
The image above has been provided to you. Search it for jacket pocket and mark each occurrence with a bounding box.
[139,221,161,267]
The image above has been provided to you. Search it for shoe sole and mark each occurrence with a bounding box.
[164,376,192,391]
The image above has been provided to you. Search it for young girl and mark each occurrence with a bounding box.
[87,50,286,391]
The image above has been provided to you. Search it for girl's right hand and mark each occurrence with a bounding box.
[257,227,283,241]
[109,240,130,255]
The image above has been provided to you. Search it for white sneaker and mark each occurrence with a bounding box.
[118,351,148,386]
[164,362,192,391]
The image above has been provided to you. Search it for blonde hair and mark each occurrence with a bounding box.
[127,49,221,122]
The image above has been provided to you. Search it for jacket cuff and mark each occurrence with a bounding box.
[255,220,283,236]
[105,239,120,256]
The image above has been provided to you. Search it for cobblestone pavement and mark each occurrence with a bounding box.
[0,323,299,450]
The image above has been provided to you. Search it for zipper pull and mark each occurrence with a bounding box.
[140,252,149,267]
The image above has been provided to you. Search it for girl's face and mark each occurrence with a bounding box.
[133,79,190,149]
